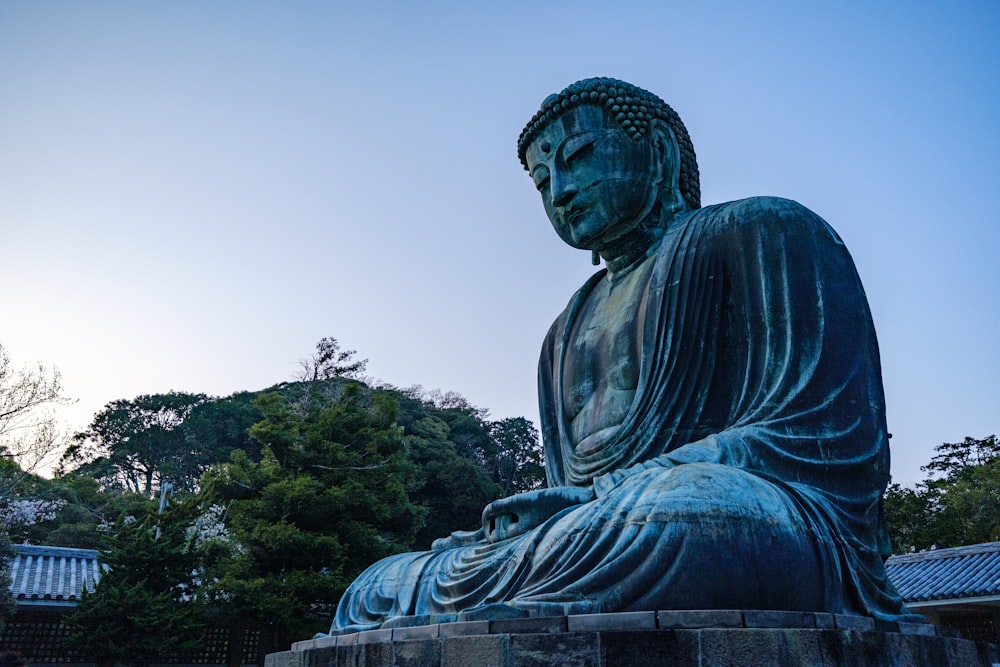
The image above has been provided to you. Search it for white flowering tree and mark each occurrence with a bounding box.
[0,498,68,543]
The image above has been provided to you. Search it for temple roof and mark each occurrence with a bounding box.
[886,542,1000,604]
[7,544,103,608]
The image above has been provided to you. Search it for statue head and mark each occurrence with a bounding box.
[518,78,700,209]
[518,78,700,257]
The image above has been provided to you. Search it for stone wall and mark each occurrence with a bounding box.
[265,610,1000,667]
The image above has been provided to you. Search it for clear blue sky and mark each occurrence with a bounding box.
[1,1,997,486]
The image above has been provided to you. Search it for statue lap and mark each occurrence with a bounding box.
[333,463,828,631]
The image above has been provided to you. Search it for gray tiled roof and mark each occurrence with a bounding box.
[7,544,103,607]
[886,542,1000,603]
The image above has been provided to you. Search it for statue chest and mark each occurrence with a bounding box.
[562,258,656,442]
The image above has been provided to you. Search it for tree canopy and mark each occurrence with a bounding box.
[884,435,1000,552]
[60,392,208,496]
[199,380,429,639]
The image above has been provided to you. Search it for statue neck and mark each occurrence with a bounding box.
[602,234,661,276]
[600,209,676,277]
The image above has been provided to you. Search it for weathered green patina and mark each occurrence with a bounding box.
[328,78,916,632]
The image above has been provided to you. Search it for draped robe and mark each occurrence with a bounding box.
[330,196,916,632]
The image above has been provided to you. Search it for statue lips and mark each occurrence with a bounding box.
[561,205,585,228]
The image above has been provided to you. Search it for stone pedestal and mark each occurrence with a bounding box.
[265,610,1000,667]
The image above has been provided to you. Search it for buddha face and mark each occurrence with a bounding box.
[524,104,661,251]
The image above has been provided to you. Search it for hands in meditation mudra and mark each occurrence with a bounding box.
[329,78,916,633]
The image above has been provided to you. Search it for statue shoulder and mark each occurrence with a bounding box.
[690,196,844,248]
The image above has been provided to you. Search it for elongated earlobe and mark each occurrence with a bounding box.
[650,120,685,216]
[592,250,600,265]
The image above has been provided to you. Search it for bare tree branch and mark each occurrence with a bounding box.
[0,343,74,484]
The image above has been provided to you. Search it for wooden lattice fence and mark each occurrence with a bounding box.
[0,610,266,666]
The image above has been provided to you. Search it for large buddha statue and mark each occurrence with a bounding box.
[330,78,916,632]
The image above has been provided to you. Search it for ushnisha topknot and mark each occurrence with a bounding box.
[517,77,701,211]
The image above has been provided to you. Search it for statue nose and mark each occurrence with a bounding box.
[551,171,578,207]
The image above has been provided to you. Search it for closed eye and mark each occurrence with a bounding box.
[566,140,595,164]
[532,167,550,191]
[563,135,596,164]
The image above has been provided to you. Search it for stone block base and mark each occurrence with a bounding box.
[266,610,1000,667]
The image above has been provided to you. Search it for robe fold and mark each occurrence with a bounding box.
[330,196,916,633]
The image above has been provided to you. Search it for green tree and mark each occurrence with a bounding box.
[883,482,935,553]
[202,380,424,644]
[61,392,208,495]
[396,402,498,547]
[885,435,1000,552]
[66,498,209,666]
[391,389,547,546]
[488,417,546,496]
[179,391,264,466]
[926,458,1000,547]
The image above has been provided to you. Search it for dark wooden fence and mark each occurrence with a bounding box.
[0,609,281,667]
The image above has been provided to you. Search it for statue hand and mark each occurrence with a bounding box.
[431,527,487,550]
[482,486,594,543]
